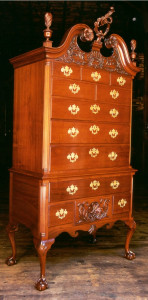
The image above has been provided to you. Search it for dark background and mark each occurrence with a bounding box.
[0,1,148,203]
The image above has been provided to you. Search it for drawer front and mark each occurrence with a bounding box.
[50,175,131,202]
[51,120,130,144]
[52,78,95,100]
[97,85,131,105]
[51,97,130,123]
[113,193,131,214]
[50,145,129,171]
[52,62,81,80]
[82,66,109,84]
[75,195,112,224]
[111,73,132,89]
[48,201,74,227]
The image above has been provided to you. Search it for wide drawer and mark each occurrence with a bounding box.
[50,145,129,171]
[51,120,130,144]
[75,195,112,224]
[51,97,130,123]
[52,78,95,100]
[48,201,74,227]
[113,193,131,214]
[110,73,132,89]
[52,62,81,80]
[97,84,131,105]
[50,175,131,202]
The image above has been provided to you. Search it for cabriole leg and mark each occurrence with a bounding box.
[5,223,18,266]
[33,238,55,291]
[124,219,136,260]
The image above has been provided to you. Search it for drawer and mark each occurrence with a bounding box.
[48,201,74,227]
[50,145,129,171]
[113,193,131,214]
[82,66,109,84]
[75,195,112,224]
[111,73,132,89]
[51,97,130,123]
[51,120,130,144]
[52,78,95,100]
[97,84,131,105]
[52,61,81,80]
[50,175,131,202]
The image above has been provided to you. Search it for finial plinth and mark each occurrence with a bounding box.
[43,12,53,48]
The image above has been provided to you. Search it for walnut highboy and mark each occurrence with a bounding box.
[6,9,140,291]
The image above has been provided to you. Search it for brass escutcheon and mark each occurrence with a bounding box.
[55,208,68,219]
[108,152,118,161]
[90,180,100,190]
[69,83,80,94]
[109,108,119,118]
[68,104,80,115]
[68,127,79,138]
[89,125,100,135]
[91,71,101,82]
[110,180,120,189]
[90,104,100,114]
[118,198,127,208]
[109,129,118,139]
[89,148,99,158]
[61,66,73,77]
[110,89,119,99]
[66,184,78,195]
[117,76,126,86]
[67,152,78,163]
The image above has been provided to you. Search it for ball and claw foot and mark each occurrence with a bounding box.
[125,250,136,260]
[35,277,49,291]
[5,256,16,266]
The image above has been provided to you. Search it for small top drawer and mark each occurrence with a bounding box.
[52,61,81,80]
[82,66,110,84]
[111,73,132,89]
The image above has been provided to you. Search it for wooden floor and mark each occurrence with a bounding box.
[0,174,148,300]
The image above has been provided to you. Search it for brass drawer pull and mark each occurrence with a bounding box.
[110,89,119,99]
[89,148,99,158]
[90,104,100,114]
[89,125,100,135]
[90,180,100,190]
[68,127,79,138]
[66,184,78,195]
[91,71,101,82]
[55,209,68,219]
[67,152,78,163]
[61,66,73,77]
[109,129,118,139]
[69,83,80,94]
[118,198,127,208]
[110,180,120,189]
[68,104,80,115]
[109,108,119,118]
[108,152,118,161]
[117,76,126,86]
